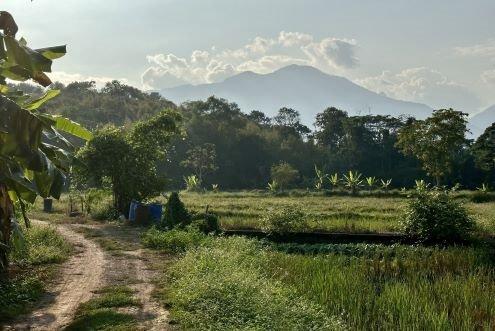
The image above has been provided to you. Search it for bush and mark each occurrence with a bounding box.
[166,236,343,330]
[191,213,220,234]
[270,162,299,190]
[141,227,207,253]
[401,189,475,244]
[90,202,119,221]
[162,192,191,229]
[260,207,308,235]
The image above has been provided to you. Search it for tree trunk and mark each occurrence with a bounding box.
[0,183,13,275]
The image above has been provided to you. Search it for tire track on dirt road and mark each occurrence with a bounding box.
[3,221,106,331]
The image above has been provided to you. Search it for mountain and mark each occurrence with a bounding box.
[160,65,433,123]
[469,105,495,137]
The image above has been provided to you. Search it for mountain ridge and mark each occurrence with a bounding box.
[159,64,434,123]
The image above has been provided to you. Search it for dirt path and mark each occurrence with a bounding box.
[4,221,106,331]
[3,221,170,331]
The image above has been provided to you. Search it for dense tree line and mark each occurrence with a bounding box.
[20,81,493,190]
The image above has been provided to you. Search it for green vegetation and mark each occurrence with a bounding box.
[260,207,308,234]
[1,224,71,321]
[66,286,139,331]
[401,188,475,243]
[162,236,344,330]
[141,227,207,253]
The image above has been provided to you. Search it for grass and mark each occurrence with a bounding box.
[171,191,495,234]
[159,235,344,330]
[141,226,209,253]
[65,285,140,331]
[267,243,495,330]
[0,224,72,322]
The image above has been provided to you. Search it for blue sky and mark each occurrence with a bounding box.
[3,0,495,111]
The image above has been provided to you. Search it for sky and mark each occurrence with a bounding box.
[3,0,495,112]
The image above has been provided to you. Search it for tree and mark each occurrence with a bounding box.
[270,162,299,189]
[273,107,311,138]
[181,143,218,183]
[76,110,180,215]
[396,109,469,185]
[0,12,91,273]
[472,122,495,183]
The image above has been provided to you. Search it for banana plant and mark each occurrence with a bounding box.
[184,175,202,192]
[477,183,490,193]
[380,179,393,192]
[365,176,377,192]
[0,11,92,273]
[211,184,219,193]
[267,180,279,193]
[414,179,430,192]
[329,173,340,190]
[343,171,363,195]
[314,165,328,191]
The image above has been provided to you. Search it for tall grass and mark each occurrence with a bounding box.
[267,244,495,330]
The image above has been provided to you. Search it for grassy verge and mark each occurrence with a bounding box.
[146,229,344,330]
[0,224,72,322]
[65,285,140,331]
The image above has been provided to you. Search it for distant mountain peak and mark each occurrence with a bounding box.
[160,64,433,123]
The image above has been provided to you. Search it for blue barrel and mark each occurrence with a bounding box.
[149,204,163,222]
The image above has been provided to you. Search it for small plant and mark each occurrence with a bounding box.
[343,171,363,195]
[267,180,280,193]
[365,176,377,192]
[477,183,490,193]
[141,227,206,253]
[401,188,475,244]
[191,212,220,234]
[260,208,308,235]
[270,162,299,190]
[162,192,191,228]
[380,178,392,192]
[184,175,202,192]
[414,179,430,192]
[211,184,219,193]
[314,165,328,191]
[329,173,340,190]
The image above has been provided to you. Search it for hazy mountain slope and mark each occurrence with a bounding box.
[469,105,495,137]
[160,65,433,123]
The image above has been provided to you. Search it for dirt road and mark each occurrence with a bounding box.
[3,221,169,330]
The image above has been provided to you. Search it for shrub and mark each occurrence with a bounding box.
[471,191,494,203]
[184,175,202,192]
[270,162,299,190]
[141,227,207,253]
[90,202,119,221]
[260,208,308,235]
[401,189,475,244]
[191,213,220,234]
[162,192,191,229]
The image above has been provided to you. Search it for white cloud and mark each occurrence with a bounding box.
[455,40,495,57]
[357,67,481,111]
[481,69,495,84]
[50,71,129,89]
[278,31,313,47]
[141,31,359,90]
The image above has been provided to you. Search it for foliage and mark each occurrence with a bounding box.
[260,207,308,235]
[141,226,207,253]
[267,180,279,193]
[191,212,220,234]
[471,184,494,203]
[472,123,495,175]
[162,192,191,229]
[365,176,377,191]
[0,274,44,322]
[211,184,219,192]
[329,173,340,189]
[343,171,363,194]
[181,143,218,183]
[184,175,202,192]
[314,165,328,190]
[396,109,469,185]
[270,162,299,190]
[75,110,180,215]
[401,188,475,243]
[0,12,90,273]
[165,236,343,330]
[380,178,392,191]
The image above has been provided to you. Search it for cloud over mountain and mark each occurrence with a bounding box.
[141,31,359,89]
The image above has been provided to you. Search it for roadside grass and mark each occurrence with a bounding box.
[65,285,140,331]
[159,235,344,330]
[141,227,209,253]
[0,224,72,322]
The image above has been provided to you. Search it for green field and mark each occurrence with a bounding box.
[176,191,495,234]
